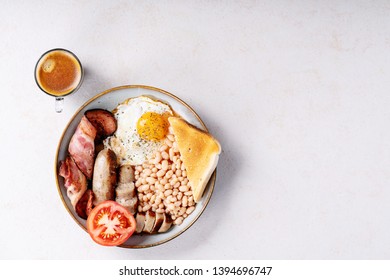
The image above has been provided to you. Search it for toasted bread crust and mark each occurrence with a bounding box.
[168,117,221,202]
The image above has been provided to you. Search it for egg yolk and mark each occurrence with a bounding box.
[137,112,170,141]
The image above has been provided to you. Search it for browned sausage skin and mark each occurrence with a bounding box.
[92,149,117,206]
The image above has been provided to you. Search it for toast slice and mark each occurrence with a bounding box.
[168,117,221,202]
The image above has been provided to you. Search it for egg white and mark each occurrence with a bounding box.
[104,96,173,166]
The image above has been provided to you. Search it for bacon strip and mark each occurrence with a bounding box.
[75,190,94,219]
[59,156,87,209]
[68,116,97,179]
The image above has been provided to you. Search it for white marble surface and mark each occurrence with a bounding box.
[1,0,390,259]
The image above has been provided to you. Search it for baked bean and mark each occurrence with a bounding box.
[161,160,169,170]
[146,177,156,185]
[184,191,192,196]
[152,167,158,173]
[178,207,186,216]
[177,192,183,200]
[165,138,173,147]
[144,169,152,176]
[160,178,168,185]
[174,217,183,225]
[174,182,181,189]
[179,185,189,192]
[159,144,168,152]
[170,178,178,186]
[182,196,188,207]
[151,152,162,164]
[161,151,169,160]
[164,183,172,190]
[167,134,175,142]
[135,180,141,187]
[138,205,143,212]
[156,208,165,213]
[174,201,182,207]
[182,171,187,177]
[183,213,188,218]
[186,206,195,215]
[140,184,150,192]
[164,189,173,196]
[165,170,173,179]
[172,189,178,196]
[169,148,175,160]
[157,169,166,177]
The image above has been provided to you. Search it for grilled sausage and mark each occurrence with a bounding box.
[92,149,117,206]
[85,109,117,140]
[115,165,138,215]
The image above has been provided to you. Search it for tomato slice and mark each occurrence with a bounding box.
[86,201,136,246]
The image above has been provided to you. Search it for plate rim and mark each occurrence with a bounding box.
[54,84,217,249]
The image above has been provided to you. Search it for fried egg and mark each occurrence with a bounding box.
[104,96,173,165]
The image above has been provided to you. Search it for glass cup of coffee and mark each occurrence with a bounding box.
[34,48,84,113]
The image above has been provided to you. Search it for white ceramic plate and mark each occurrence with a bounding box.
[55,85,216,248]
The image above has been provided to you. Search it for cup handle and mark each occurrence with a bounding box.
[55,97,64,113]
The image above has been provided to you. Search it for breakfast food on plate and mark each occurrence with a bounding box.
[104,96,173,166]
[58,94,221,246]
[168,117,221,202]
[135,212,146,233]
[134,131,196,226]
[92,149,117,206]
[68,116,97,179]
[115,165,138,215]
[75,189,94,219]
[85,109,117,139]
[59,156,87,209]
[87,200,136,246]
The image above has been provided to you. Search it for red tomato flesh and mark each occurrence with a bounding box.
[87,201,136,246]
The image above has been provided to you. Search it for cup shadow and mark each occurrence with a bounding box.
[67,66,113,108]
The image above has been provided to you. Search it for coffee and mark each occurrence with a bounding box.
[35,49,82,96]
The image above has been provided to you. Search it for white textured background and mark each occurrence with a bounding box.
[1,0,390,259]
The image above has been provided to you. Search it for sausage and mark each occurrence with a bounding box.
[143,211,156,233]
[135,212,146,233]
[151,212,164,233]
[115,165,138,215]
[158,214,173,233]
[92,149,117,206]
[85,109,117,140]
